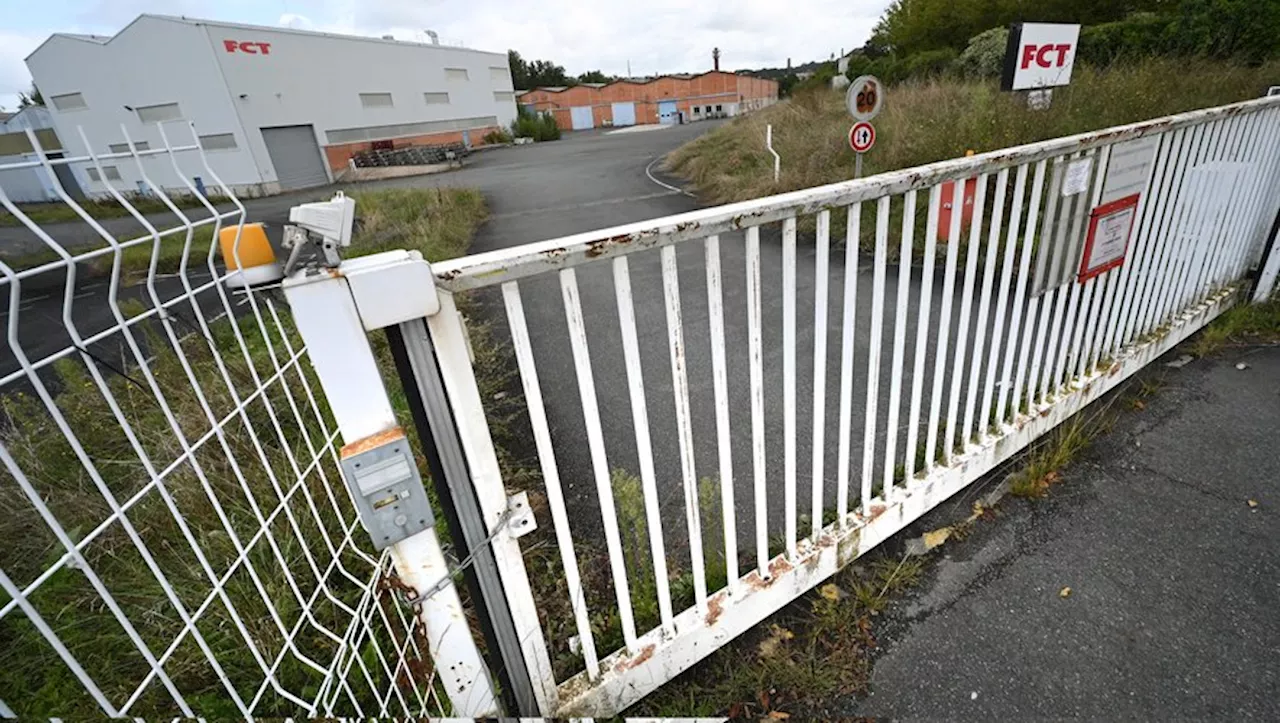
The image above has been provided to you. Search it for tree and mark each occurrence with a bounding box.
[577,70,613,84]
[508,49,575,89]
[17,82,43,108]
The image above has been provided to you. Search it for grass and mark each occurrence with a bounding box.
[628,553,925,718]
[0,187,490,717]
[0,194,217,227]
[1189,298,1280,356]
[0,187,487,284]
[668,58,1280,208]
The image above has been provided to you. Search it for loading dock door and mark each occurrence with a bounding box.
[658,101,678,125]
[611,102,636,127]
[261,125,329,191]
[570,106,594,130]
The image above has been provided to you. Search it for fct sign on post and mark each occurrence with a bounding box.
[1001,23,1080,91]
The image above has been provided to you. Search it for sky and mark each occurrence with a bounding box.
[0,0,892,110]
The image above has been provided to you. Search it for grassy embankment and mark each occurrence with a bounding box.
[0,187,488,717]
[670,58,1280,210]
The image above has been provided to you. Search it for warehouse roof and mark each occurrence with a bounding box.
[517,69,771,95]
[27,13,501,61]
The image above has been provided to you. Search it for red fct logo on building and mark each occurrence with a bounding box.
[224,40,272,55]
[1020,43,1072,69]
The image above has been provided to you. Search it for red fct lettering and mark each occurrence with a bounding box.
[224,40,271,55]
[1021,44,1038,70]
[1036,45,1055,68]
[1054,43,1071,66]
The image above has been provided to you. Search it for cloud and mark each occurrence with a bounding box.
[4,0,891,108]
[281,0,888,75]
[0,31,46,111]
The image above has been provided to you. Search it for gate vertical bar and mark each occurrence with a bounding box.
[427,291,559,712]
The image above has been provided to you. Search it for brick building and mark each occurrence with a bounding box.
[516,71,778,131]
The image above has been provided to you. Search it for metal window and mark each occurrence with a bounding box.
[360,92,394,109]
[493,91,514,102]
[50,92,87,111]
[85,165,121,181]
[108,141,150,153]
[135,103,182,124]
[423,92,451,105]
[445,68,469,81]
[199,133,238,151]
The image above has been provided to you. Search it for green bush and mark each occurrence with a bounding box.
[511,108,561,141]
[1078,13,1171,65]
[482,127,514,144]
[954,26,1009,78]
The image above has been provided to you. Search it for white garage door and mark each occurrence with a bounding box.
[611,102,636,127]
[570,106,594,130]
[261,125,329,191]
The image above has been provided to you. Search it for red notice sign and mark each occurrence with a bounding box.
[1079,193,1140,281]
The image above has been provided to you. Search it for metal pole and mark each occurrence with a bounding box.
[855,151,864,179]
[385,318,541,716]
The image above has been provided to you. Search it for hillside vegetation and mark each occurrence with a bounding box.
[667,58,1280,206]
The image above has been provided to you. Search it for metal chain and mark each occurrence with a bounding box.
[399,507,513,607]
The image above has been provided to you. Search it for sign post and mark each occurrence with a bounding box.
[845,75,883,178]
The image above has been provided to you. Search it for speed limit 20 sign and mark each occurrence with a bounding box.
[849,121,876,153]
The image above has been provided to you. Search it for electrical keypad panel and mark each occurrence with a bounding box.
[339,429,434,550]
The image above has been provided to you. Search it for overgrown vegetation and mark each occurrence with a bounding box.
[0,187,486,284]
[0,187,490,716]
[857,0,1280,84]
[482,128,514,145]
[1190,298,1280,355]
[629,554,926,717]
[0,193,217,226]
[511,107,561,142]
[668,58,1280,206]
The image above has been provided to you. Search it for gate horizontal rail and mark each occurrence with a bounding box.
[423,94,1280,715]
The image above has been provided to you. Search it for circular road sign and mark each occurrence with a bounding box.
[849,121,876,153]
[846,74,883,121]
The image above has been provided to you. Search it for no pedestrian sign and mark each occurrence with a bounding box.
[849,122,876,153]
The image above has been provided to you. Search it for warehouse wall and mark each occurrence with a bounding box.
[26,16,263,197]
[518,71,778,130]
[207,23,518,172]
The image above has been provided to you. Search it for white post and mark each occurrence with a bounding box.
[282,271,498,717]
[766,124,780,183]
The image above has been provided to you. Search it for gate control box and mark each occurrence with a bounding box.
[339,429,434,550]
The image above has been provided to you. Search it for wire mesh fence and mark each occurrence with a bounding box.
[0,123,449,717]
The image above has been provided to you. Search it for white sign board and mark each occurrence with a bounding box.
[1101,136,1159,205]
[1080,195,1139,281]
[846,75,884,121]
[1002,23,1081,92]
[1063,157,1092,196]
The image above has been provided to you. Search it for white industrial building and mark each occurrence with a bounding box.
[0,105,86,202]
[25,15,518,197]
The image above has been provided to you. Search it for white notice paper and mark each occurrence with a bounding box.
[1063,158,1092,196]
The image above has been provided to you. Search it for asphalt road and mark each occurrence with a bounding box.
[850,345,1280,719]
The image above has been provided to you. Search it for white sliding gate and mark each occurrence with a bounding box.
[3,95,1279,718]
[413,95,1280,715]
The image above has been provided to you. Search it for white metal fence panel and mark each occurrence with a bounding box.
[422,96,1280,716]
[0,126,452,717]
